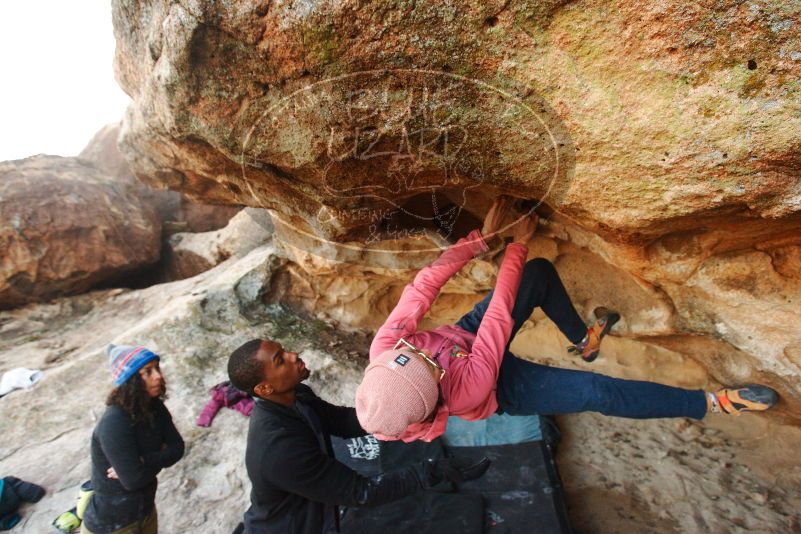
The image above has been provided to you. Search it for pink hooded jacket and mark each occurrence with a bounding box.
[370,229,527,442]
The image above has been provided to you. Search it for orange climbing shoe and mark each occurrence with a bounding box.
[709,385,778,415]
[567,307,620,363]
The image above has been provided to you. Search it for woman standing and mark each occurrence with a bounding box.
[81,344,185,534]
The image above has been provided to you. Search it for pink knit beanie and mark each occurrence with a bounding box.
[355,348,440,437]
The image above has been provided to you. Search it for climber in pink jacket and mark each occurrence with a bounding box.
[355,198,779,443]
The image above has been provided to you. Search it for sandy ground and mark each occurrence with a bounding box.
[558,412,801,533]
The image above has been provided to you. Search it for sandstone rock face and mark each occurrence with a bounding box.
[80,123,241,233]
[0,156,161,309]
[163,207,274,280]
[79,123,135,180]
[112,0,800,241]
[173,201,243,234]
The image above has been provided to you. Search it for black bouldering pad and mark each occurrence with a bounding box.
[332,413,571,534]
[332,436,484,534]
[339,490,485,534]
[447,440,571,533]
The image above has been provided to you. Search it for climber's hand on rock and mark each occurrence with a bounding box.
[512,212,539,245]
[481,196,511,239]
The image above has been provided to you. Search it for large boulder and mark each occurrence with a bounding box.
[0,155,161,309]
[111,0,800,242]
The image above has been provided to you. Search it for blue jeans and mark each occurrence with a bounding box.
[456,258,707,420]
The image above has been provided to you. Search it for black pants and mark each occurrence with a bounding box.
[456,258,707,420]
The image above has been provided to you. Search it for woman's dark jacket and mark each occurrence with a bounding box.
[244,384,426,534]
[83,399,184,533]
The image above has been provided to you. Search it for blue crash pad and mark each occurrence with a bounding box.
[443,413,542,446]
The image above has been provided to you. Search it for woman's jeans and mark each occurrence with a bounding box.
[456,258,707,420]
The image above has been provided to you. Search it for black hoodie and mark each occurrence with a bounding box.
[243,384,428,534]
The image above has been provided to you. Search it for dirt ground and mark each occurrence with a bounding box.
[557,411,801,533]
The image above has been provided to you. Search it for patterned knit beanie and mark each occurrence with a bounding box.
[106,344,160,387]
[355,348,439,438]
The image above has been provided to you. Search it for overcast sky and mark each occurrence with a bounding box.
[0,1,130,162]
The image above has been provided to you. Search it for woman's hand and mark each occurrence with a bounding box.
[106,467,119,480]
[481,197,511,238]
[512,212,539,245]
